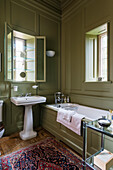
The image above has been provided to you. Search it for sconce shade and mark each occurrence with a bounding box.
[46,50,55,57]
[32,85,38,89]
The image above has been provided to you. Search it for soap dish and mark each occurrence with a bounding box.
[98,118,111,127]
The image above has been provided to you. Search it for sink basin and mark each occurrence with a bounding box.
[11,96,46,106]
[11,95,46,140]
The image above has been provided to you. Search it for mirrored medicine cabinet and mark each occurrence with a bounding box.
[4,23,46,82]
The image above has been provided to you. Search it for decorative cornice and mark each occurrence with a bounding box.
[33,0,62,14]
[16,0,89,20]
[62,0,88,20]
[61,0,75,11]
[16,0,61,20]
[32,0,88,19]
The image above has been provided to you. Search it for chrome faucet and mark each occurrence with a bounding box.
[25,93,29,97]
[20,93,31,97]
[54,92,64,104]
[25,93,31,97]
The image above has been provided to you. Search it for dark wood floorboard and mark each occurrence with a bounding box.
[0,127,82,160]
[0,127,53,156]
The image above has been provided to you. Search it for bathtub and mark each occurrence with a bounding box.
[46,103,109,121]
[46,103,78,111]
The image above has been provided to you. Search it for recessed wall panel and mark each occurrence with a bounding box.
[65,22,71,91]
[70,12,82,91]
[39,15,60,91]
[84,0,111,29]
[11,2,36,32]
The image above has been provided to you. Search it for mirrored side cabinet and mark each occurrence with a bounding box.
[4,23,46,82]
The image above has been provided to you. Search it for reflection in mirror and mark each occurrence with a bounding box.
[5,23,46,82]
[20,72,26,78]
[13,31,35,82]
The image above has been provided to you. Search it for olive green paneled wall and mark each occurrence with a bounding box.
[0,0,5,82]
[0,0,61,135]
[39,15,61,95]
[61,0,113,110]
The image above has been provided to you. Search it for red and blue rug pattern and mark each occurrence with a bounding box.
[0,137,91,169]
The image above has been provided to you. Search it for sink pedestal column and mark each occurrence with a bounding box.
[20,105,37,140]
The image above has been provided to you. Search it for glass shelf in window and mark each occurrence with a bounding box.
[13,68,34,71]
[13,56,35,61]
[13,44,35,50]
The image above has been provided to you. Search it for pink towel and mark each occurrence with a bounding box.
[57,108,75,123]
[70,113,85,135]
[56,109,84,135]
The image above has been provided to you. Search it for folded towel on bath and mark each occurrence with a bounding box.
[63,110,75,122]
[70,113,85,135]
[57,108,75,123]
[56,109,84,135]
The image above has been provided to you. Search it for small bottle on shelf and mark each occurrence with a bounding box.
[61,94,64,103]
[64,97,66,103]
[108,109,113,125]
[107,109,112,120]
[66,96,69,103]
[111,112,113,125]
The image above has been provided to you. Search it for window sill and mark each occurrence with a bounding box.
[84,81,112,84]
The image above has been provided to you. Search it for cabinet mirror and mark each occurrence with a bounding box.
[4,23,46,82]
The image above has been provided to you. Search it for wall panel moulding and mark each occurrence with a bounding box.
[62,0,88,19]
[33,0,62,15]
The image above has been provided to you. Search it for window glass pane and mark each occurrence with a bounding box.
[26,38,35,81]
[14,38,26,81]
[85,22,109,82]
[100,33,107,81]
[13,32,35,82]
[85,35,97,82]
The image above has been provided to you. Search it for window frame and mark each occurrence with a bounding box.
[98,32,108,81]
[85,22,110,83]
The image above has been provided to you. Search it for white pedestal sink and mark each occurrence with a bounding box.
[11,96,46,140]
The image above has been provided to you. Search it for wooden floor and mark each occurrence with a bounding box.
[0,128,81,160]
[0,127,53,156]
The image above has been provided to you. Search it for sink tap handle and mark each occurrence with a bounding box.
[20,93,24,97]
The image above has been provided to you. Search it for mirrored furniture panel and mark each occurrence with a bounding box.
[4,23,46,82]
[83,120,113,169]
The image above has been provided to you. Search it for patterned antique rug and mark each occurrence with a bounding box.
[0,137,91,170]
